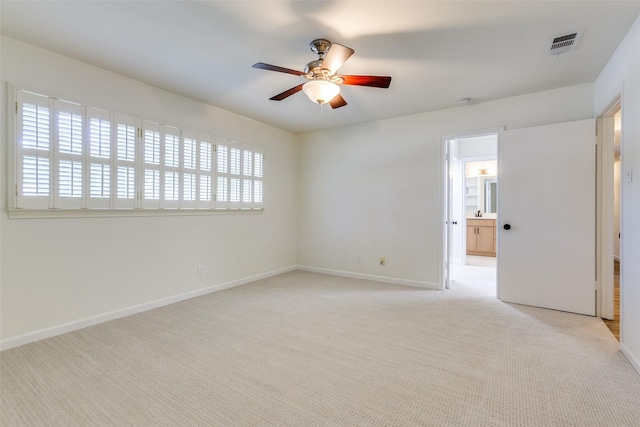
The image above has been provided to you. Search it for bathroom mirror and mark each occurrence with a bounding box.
[484,178,497,213]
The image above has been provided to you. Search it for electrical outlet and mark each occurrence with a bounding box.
[197,265,205,277]
[379,257,386,266]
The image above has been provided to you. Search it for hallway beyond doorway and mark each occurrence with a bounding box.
[450,256,496,297]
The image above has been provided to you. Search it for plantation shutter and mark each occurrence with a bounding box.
[197,134,214,209]
[181,130,198,209]
[228,142,242,209]
[114,113,137,209]
[246,146,264,209]
[16,91,53,209]
[86,107,111,208]
[182,131,214,209]
[215,139,230,209]
[141,120,161,209]
[55,99,83,209]
[12,87,264,213]
[163,125,181,209]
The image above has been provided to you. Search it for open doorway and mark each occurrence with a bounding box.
[601,106,622,340]
[443,133,498,296]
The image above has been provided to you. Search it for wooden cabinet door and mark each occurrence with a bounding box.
[466,225,478,252]
[476,225,495,253]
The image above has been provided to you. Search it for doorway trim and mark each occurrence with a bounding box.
[597,95,621,320]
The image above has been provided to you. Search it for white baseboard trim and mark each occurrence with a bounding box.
[0,265,297,352]
[296,265,439,290]
[621,343,640,376]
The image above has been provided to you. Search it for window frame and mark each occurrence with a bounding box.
[8,84,264,218]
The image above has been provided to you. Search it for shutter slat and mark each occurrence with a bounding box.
[199,175,211,201]
[22,103,50,151]
[200,142,212,171]
[254,181,263,203]
[22,156,50,196]
[90,163,110,198]
[217,145,228,174]
[59,160,82,198]
[117,123,136,161]
[144,169,160,200]
[217,176,228,202]
[164,171,180,201]
[243,150,253,176]
[58,104,83,155]
[243,179,252,203]
[255,153,263,178]
[230,147,241,175]
[117,166,135,199]
[145,129,160,165]
[184,137,196,170]
[90,116,111,158]
[165,133,180,168]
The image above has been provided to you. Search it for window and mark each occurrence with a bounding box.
[11,87,263,213]
[216,139,263,209]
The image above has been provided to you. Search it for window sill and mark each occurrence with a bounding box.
[7,207,264,219]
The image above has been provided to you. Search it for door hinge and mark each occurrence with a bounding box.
[16,183,19,196]
[213,144,217,153]
[214,193,217,202]
[16,101,18,114]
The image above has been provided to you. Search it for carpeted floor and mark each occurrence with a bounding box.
[2,270,639,426]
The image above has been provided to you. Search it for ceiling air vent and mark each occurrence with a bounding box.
[545,30,583,56]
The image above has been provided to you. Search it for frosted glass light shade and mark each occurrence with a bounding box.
[302,80,340,104]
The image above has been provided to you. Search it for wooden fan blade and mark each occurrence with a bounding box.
[253,62,306,76]
[329,94,347,109]
[340,75,392,88]
[322,43,354,74]
[269,84,304,101]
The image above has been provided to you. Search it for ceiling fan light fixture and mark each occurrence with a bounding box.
[302,80,340,104]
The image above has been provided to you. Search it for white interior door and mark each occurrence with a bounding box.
[498,119,596,316]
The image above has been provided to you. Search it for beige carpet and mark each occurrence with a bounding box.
[2,270,640,426]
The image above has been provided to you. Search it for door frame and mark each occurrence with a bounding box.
[597,95,621,320]
[440,128,502,291]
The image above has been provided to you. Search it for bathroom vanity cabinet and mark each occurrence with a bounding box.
[466,218,496,257]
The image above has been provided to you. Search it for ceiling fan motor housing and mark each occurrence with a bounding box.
[309,38,332,58]
[305,59,325,76]
[306,39,334,78]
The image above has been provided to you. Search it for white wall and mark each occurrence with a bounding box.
[0,37,299,346]
[456,135,497,159]
[298,83,594,288]
[595,15,640,373]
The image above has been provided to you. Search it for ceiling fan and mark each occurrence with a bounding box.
[252,39,392,109]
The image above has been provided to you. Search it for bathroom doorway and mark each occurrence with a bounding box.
[443,133,498,295]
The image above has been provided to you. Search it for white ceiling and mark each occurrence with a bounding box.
[2,1,639,134]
